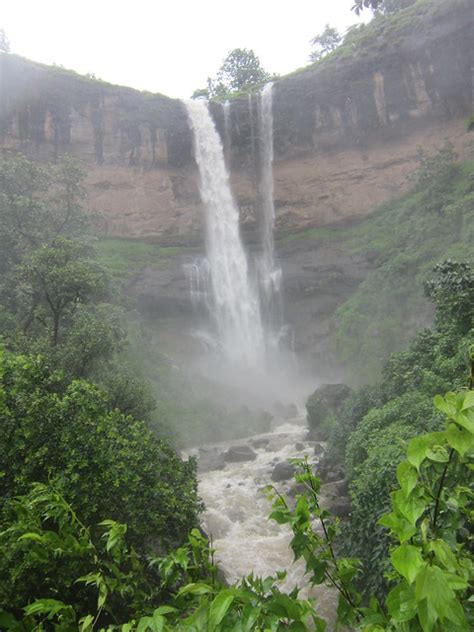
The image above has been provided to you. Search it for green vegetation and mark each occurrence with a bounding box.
[192,48,271,101]
[353,0,417,14]
[281,0,452,83]
[309,25,342,63]
[95,238,190,284]
[279,150,474,383]
[1,389,472,629]
[320,260,474,599]
[0,155,201,611]
[335,151,474,382]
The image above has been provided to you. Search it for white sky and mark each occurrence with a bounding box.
[2,0,370,98]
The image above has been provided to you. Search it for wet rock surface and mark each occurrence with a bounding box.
[271,460,295,482]
[223,444,257,463]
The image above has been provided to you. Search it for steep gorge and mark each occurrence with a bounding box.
[1,0,472,375]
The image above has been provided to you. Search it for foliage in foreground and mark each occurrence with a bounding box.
[326,260,474,597]
[0,386,472,630]
[0,347,200,598]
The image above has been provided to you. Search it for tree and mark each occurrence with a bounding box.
[0,29,10,53]
[309,25,342,62]
[197,48,271,100]
[19,238,108,346]
[352,0,416,14]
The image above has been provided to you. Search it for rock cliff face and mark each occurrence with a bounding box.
[1,0,472,243]
[0,0,472,373]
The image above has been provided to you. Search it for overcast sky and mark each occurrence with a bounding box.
[2,0,370,98]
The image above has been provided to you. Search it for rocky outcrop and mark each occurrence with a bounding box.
[0,0,472,243]
[223,445,258,463]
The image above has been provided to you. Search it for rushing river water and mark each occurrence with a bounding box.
[187,411,340,628]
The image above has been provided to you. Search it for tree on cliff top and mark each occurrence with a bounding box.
[0,29,10,53]
[309,24,342,62]
[192,48,271,100]
[352,0,416,14]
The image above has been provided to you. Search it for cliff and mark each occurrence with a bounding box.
[1,0,472,243]
[1,0,473,376]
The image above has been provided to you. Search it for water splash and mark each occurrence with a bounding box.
[185,99,265,368]
[257,83,283,320]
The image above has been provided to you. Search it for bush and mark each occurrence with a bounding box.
[0,349,200,553]
[305,383,352,440]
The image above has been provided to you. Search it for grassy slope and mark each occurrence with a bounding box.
[279,157,474,384]
[95,238,191,285]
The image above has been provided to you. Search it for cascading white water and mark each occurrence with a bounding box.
[257,83,282,307]
[185,99,265,368]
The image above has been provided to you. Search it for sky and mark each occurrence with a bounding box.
[1,0,371,99]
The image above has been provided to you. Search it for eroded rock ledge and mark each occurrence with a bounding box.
[0,0,472,243]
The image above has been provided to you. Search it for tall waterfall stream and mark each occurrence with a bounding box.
[184,93,338,625]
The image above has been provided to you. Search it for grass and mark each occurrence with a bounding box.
[95,237,193,283]
[275,156,474,384]
[331,157,474,383]
[278,0,454,83]
[277,225,354,243]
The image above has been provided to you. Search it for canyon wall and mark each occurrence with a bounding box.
[1,0,472,244]
[0,0,472,375]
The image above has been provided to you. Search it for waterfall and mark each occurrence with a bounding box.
[185,99,265,368]
[257,83,283,335]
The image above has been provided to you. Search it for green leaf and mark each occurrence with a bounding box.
[428,540,459,572]
[453,410,474,434]
[154,606,177,615]
[177,582,213,597]
[242,605,260,631]
[460,391,474,411]
[209,590,235,629]
[378,512,416,542]
[407,436,429,471]
[24,599,69,618]
[386,583,417,623]
[396,461,418,496]
[392,489,427,526]
[79,615,94,631]
[415,565,467,627]
[446,423,474,457]
[391,544,424,584]
[434,394,457,419]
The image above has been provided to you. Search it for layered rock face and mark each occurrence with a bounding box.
[0,0,472,373]
[1,0,472,244]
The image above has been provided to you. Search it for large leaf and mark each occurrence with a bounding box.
[396,461,418,496]
[208,590,235,629]
[391,545,424,584]
[379,512,416,542]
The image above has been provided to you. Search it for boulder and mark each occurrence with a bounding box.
[251,437,270,449]
[223,444,257,463]
[198,447,226,472]
[271,461,295,482]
